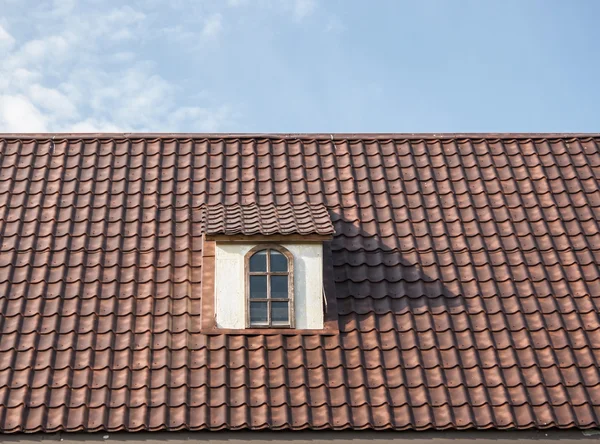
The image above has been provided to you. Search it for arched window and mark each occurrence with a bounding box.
[245,245,294,328]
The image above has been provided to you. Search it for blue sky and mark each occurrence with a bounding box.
[0,0,598,133]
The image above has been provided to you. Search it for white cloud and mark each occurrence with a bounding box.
[0,3,236,133]
[0,0,334,134]
[0,95,48,132]
[160,25,195,43]
[28,84,78,119]
[112,51,136,62]
[0,68,41,90]
[292,0,317,21]
[0,25,15,53]
[51,0,76,16]
[63,118,127,133]
[202,13,223,39]
[94,6,146,41]
[7,34,73,69]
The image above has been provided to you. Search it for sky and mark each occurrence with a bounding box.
[0,0,598,133]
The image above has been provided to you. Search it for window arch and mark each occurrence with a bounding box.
[245,245,294,328]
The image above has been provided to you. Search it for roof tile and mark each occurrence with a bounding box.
[0,135,600,431]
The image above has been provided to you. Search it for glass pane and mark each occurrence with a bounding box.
[250,301,268,325]
[249,250,267,272]
[272,301,289,325]
[249,275,267,299]
[270,250,287,272]
[271,275,288,299]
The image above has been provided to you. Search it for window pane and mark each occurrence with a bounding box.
[272,301,289,325]
[250,301,268,325]
[271,275,288,299]
[249,250,267,272]
[249,275,267,299]
[270,250,287,272]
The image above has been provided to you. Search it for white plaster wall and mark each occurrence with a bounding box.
[215,243,323,329]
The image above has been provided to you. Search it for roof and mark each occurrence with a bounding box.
[201,203,334,236]
[0,133,599,433]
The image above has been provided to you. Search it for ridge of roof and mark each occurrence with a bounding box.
[0,132,599,141]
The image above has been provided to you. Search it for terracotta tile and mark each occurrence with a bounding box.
[1,135,600,432]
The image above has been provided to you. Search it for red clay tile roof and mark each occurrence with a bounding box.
[0,134,600,432]
[201,202,334,235]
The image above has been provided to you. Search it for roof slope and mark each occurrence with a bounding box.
[0,134,599,432]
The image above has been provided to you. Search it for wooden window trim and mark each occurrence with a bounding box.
[200,238,217,330]
[200,236,339,335]
[245,244,294,328]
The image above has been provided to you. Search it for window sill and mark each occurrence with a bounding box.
[199,327,338,336]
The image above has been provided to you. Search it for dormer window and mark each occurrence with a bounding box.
[199,203,338,333]
[246,245,294,327]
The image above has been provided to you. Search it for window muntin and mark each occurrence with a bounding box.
[246,246,294,328]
